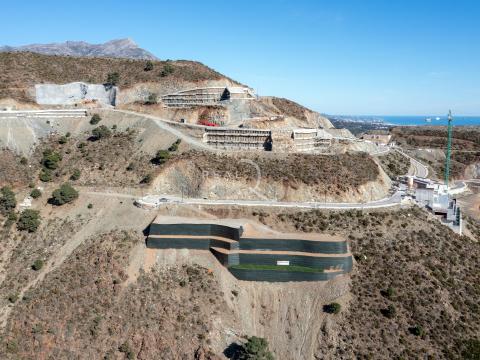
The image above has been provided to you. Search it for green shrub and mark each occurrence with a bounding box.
[144,93,158,105]
[408,325,424,337]
[91,125,111,140]
[7,293,19,304]
[0,186,16,215]
[118,342,134,359]
[141,174,153,184]
[50,183,79,206]
[90,114,101,125]
[144,60,154,71]
[39,169,52,182]
[20,157,28,165]
[126,162,135,171]
[168,139,182,152]
[153,149,170,165]
[4,211,17,228]
[323,302,342,314]
[87,203,93,209]
[30,188,42,199]
[381,287,396,299]
[382,304,397,319]
[41,149,62,170]
[106,72,120,86]
[239,336,274,360]
[160,63,174,77]
[32,259,44,271]
[462,339,480,360]
[70,168,81,181]
[5,339,18,353]
[65,132,71,138]
[58,136,68,144]
[17,209,41,232]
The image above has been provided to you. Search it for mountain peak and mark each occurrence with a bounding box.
[0,38,158,60]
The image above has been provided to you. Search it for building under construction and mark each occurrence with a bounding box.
[293,128,333,152]
[162,86,255,108]
[203,127,272,150]
[147,216,353,282]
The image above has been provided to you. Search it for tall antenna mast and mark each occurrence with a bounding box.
[444,110,453,187]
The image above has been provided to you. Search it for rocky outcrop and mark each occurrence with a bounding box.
[0,38,157,60]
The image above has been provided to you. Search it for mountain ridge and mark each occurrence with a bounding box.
[0,38,158,60]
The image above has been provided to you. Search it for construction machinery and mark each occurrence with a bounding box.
[444,110,453,187]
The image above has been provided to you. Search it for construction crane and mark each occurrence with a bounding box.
[444,110,453,187]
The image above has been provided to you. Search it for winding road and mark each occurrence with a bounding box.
[394,148,429,178]
[85,189,403,210]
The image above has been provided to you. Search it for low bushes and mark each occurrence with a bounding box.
[91,125,111,140]
[17,209,41,232]
[30,188,42,199]
[0,186,16,215]
[323,302,342,314]
[32,259,44,271]
[50,183,79,206]
[89,114,102,125]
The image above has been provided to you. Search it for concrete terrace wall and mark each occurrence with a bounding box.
[147,220,353,282]
[239,238,348,254]
[229,268,346,282]
[35,82,117,106]
[148,223,242,241]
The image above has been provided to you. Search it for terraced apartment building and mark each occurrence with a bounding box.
[147,216,353,282]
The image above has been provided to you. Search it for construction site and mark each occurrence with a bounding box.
[161,86,256,107]
[147,216,352,282]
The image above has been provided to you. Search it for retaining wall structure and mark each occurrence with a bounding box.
[162,86,255,108]
[203,128,272,150]
[293,128,333,152]
[0,109,88,119]
[147,216,352,282]
[35,82,117,106]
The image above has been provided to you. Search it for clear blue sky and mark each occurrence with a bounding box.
[1,0,479,116]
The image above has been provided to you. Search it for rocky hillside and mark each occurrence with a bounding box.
[204,205,480,359]
[0,38,158,60]
[392,126,480,179]
[154,150,390,202]
[0,52,238,103]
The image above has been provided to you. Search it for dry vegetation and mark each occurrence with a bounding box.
[377,151,411,179]
[29,130,163,187]
[1,231,226,359]
[0,52,238,102]
[393,126,480,178]
[270,97,310,121]
[221,206,479,359]
[0,150,33,187]
[392,126,480,151]
[171,150,380,189]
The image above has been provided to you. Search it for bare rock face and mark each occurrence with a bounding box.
[35,82,117,106]
[0,38,158,60]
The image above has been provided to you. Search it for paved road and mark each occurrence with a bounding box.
[86,189,403,210]
[394,148,429,178]
[113,109,216,151]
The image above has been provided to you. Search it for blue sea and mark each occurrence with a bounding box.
[375,115,480,127]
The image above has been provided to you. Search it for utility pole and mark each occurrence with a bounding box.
[444,110,453,188]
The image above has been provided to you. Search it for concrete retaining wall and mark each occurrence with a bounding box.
[229,268,346,282]
[239,238,348,254]
[147,220,353,282]
[148,223,242,241]
[35,82,117,106]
